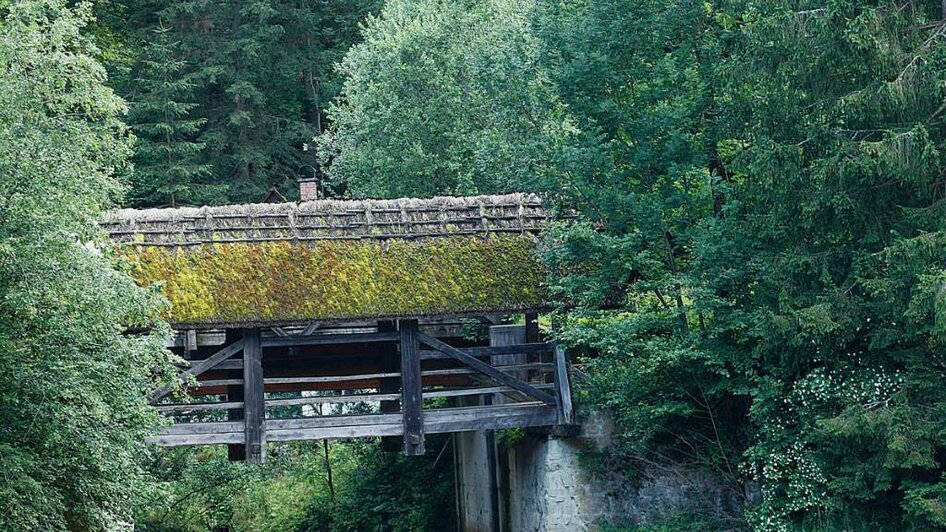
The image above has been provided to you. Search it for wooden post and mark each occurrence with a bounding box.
[525,313,540,344]
[553,344,575,425]
[379,320,402,452]
[243,328,266,464]
[227,368,245,461]
[399,319,425,455]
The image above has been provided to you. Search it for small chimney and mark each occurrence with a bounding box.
[299,177,318,202]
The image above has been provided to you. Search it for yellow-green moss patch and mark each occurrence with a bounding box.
[125,236,547,325]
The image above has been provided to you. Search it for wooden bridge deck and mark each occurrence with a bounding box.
[149,319,574,461]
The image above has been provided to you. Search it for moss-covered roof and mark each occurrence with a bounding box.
[103,194,550,327]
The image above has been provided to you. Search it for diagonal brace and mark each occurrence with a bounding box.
[153,339,246,402]
[417,333,557,406]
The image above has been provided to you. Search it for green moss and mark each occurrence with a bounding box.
[125,236,547,325]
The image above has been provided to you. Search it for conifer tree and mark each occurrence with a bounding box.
[128,21,211,207]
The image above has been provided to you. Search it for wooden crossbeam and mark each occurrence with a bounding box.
[418,342,553,360]
[300,321,321,336]
[260,331,398,348]
[417,333,557,406]
[155,401,244,412]
[265,393,402,407]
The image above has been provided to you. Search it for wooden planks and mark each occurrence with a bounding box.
[265,392,402,407]
[419,342,552,361]
[154,401,244,413]
[424,404,557,434]
[400,319,425,455]
[149,403,557,447]
[147,432,246,447]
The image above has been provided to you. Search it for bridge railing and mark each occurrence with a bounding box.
[150,321,575,461]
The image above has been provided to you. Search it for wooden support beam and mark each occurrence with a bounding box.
[260,331,398,348]
[227,363,245,461]
[400,319,425,455]
[154,400,244,413]
[424,406,557,434]
[149,403,559,447]
[162,421,244,435]
[193,379,244,387]
[265,392,402,407]
[243,328,266,464]
[525,312,540,343]
[419,342,553,361]
[147,432,246,447]
[300,321,321,336]
[378,320,402,452]
[417,333,557,406]
[264,373,400,385]
[424,384,554,399]
[553,344,575,426]
[153,339,245,401]
[269,423,404,442]
[215,359,243,370]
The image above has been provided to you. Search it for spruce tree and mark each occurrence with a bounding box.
[128,22,211,207]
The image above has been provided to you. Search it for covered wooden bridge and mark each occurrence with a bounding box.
[104,193,574,463]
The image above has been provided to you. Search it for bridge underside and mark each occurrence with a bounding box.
[151,315,574,462]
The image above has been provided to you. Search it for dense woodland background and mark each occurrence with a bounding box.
[5,0,946,530]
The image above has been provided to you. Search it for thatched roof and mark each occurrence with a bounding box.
[104,194,551,328]
[103,193,547,247]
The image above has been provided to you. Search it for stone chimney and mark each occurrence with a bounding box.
[299,177,318,202]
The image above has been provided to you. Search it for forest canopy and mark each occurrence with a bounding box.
[4,0,946,530]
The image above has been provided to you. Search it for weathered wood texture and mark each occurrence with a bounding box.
[260,331,398,348]
[148,325,572,455]
[243,328,265,463]
[417,333,557,405]
[104,193,547,246]
[400,319,425,455]
[153,339,245,401]
[378,320,403,452]
[148,403,557,447]
[554,344,575,426]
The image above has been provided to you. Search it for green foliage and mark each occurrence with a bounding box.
[538,0,946,530]
[0,1,176,529]
[128,236,546,325]
[136,439,455,532]
[127,21,213,207]
[320,0,580,198]
[99,0,380,206]
[302,437,456,531]
[600,512,748,532]
[323,0,946,529]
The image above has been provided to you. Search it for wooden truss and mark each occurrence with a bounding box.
[150,320,576,461]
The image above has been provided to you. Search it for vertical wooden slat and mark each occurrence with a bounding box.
[553,344,574,425]
[243,328,266,464]
[489,325,526,405]
[227,367,245,462]
[525,313,540,344]
[378,320,402,452]
[399,319,425,455]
